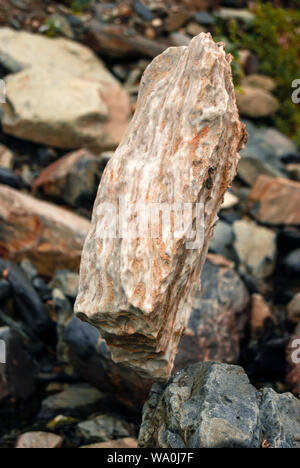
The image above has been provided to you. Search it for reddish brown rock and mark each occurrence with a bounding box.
[75,33,247,380]
[286,322,300,398]
[250,294,277,338]
[16,432,63,449]
[33,149,100,207]
[249,176,300,225]
[174,254,250,371]
[81,438,138,449]
[0,185,90,277]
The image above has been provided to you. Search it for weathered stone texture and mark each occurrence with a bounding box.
[75,33,247,380]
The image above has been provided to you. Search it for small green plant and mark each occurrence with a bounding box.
[69,0,91,13]
[45,17,63,37]
[215,1,300,147]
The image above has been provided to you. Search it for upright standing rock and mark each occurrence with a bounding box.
[75,33,247,380]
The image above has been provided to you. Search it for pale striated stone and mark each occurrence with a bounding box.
[74,33,247,380]
[0,185,90,276]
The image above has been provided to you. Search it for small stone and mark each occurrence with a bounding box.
[241,74,276,92]
[249,176,300,225]
[240,122,292,172]
[0,259,51,336]
[47,13,74,39]
[20,259,38,282]
[236,86,279,118]
[250,293,277,338]
[284,248,300,275]
[186,22,206,37]
[50,271,79,300]
[77,414,130,443]
[0,168,24,189]
[216,8,255,22]
[237,157,280,186]
[165,10,190,32]
[81,438,138,448]
[133,1,154,21]
[47,415,78,431]
[287,293,300,323]
[15,432,63,449]
[287,164,300,182]
[0,144,14,169]
[33,149,100,208]
[209,220,234,260]
[194,11,215,26]
[39,384,105,420]
[233,219,276,279]
[169,31,191,46]
[221,191,239,209]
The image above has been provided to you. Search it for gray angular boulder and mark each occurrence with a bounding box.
[139,362,300,448]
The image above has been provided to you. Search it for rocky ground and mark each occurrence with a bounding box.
[0,0,299,449]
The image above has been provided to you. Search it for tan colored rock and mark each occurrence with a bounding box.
[233,219,276,279]
[81,438,138,449]
[236,86,278,118]
[74,33,247,380]
[287,293,300,323]
[16,432,63,449]
[0,185,90,277]
[0,144,14,169]
[249,176,300,225]
[241,74,276,92]
[0,28,130,152]
[221,190,239,209]
[250,294,277,338]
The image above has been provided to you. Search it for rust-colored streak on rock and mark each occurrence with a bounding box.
[74,34,247,380]
[0,185,90,277]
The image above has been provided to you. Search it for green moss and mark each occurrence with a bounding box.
[69,0,91,13]
[214,1,300,147]
[45,17,63,37]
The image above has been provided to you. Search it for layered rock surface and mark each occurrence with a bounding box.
[74,33,247,380]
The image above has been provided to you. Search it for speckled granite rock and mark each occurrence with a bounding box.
[139,362,300,448]
[75,33,247,380]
